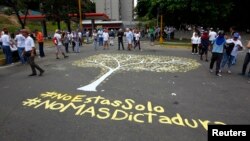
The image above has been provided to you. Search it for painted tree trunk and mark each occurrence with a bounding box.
[77,69,115,92]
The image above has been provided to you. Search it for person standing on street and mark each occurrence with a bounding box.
[21,29,44,76]
[126,28,133,51]
[54,29,69,58]
[117,28,124,50]
[1,28,13,65]
[209,31,226,76]
[15,30,26,64]
[239,39,250,77]
[35,29,45,58]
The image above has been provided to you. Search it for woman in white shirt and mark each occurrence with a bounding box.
[134,29,141,51]
[191,33,199,54]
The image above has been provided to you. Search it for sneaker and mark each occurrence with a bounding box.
[56,57,60,59]
[216,73,222,77]
[39,70,45,76]
[209,69,213,73]
[64,56,69,58]
[227,70,231,74]
[238,73,245,76]
[219,70,222,73]
[28,73,37,76]
[192,53,194,55]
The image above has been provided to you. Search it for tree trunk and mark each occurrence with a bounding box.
[41,20,48,37]
[66,19,71,33]
[77,69,115,92]
[57,20,61,30]
[12,5,25,29]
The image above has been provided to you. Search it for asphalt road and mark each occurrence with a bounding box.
[0,41,249,141]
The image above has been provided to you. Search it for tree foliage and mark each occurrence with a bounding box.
[41,0,95,22]
[136,0,250,30]
[4,0,40,29]
[2,0,95,29]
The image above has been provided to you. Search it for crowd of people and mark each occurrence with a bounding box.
[0,26,249,80]
[0,28,44,76]
[190,26,250,78]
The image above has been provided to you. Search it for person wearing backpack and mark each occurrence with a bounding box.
[53,29,68,59]
[220,32,243,74]
[209,30,226,76]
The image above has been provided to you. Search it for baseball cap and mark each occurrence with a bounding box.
[55,29,60,33]
[233,32,240,38]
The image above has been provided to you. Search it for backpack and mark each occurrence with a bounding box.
[225,42,235,56]
[53,37,58,45]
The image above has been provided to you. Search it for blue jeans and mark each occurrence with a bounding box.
[38,42,45,57]
[18,47,26,64]
[99,37,103,46]
[221,53,235,70]
[2,45,12,64]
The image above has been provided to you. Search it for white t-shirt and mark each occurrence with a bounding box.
[1,34,10,46]
[209,31,217,41]
[191,36,199,44]
[226,39,243,56]
[135,33,140,41]
[54,33,63,46]
[24,36,35,51]
[103,32,109,41]
[98,30,103,37]
[78,32,82,39]
[15,33,25,48]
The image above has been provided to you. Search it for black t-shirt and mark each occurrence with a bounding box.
[117,31,124,39]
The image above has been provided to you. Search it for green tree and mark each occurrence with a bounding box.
[41,0,95,31]
[4,0,40,29]
[136,0,237,29]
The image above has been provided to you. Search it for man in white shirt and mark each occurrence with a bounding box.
[126,28,133,51]
[103,29,109,50]
[21,29,44,76]
[1,29,13,64]
[220,32,243,74]
[209,28,217,44]
[54,29,68,59]
[15,30,26,64]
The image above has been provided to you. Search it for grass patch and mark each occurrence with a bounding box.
[164,45,191,49]
[0,49,4,59]
[160,39,192,49]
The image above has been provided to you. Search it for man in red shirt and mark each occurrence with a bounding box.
[35,29,45,57]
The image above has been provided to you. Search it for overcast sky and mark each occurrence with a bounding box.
[134,0,137,7]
